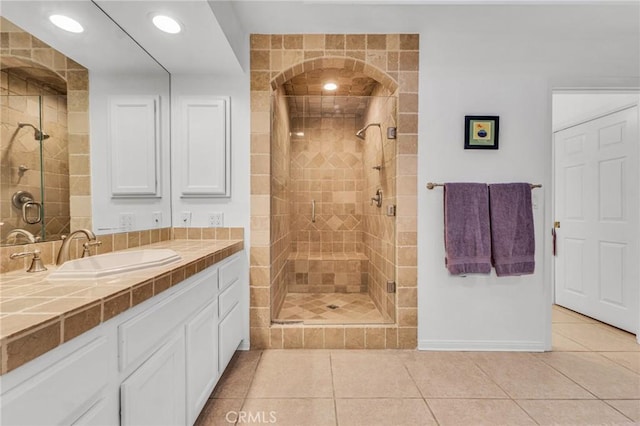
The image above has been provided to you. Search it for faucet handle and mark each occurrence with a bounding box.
[82,240,102,258]
[10,249,48,273]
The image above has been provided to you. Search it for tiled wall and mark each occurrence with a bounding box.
[362,86,397,321]
[269,88,291,321]
[0,17,91,240]
[250,34,419,349]
[289,116,364,254]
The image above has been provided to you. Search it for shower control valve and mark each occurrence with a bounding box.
[370,189,383,208]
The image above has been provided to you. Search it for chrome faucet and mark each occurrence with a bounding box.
[56,229,100,265]
[5,228,37,244]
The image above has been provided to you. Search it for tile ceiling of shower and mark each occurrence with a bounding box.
[283,68,378,117]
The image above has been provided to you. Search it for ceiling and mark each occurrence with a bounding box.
[283,67,379,117]
[1,1,637,77]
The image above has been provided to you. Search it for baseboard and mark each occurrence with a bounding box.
[418,339,546,352]
[238,340,251,351]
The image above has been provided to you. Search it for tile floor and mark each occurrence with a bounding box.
[275,293,390,324]
[196,305,640,425]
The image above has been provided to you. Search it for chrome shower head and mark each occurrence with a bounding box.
[18,122,50,141]
[355,123,381,140]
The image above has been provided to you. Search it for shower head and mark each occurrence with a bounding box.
[355,123,381,140]
[18,122,50,141]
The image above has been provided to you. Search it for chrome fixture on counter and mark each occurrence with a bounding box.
[56,229,100,265]
[10,249,47,273]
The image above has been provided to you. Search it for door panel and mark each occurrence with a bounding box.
[555,105,639,333]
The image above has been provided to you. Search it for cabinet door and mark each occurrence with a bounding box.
[120,331,186,426]
[108,95,160,197]
[186,301,219,425]
[178,96,231,197]
[219,302,243,373]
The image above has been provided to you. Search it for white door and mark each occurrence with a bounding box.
[555,105,639,333]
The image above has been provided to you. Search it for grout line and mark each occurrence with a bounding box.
[397,353,441,425]
[329,351,339,426]
[599,400,637,423]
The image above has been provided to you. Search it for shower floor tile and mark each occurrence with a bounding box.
[275,293,390,324]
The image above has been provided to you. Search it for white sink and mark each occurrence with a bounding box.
[48,249,181,280]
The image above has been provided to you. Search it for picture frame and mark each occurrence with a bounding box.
[464,115,499,150]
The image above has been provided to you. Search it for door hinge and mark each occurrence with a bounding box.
[554,221,561,229]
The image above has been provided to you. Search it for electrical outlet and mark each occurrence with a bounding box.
[119,213,134,231]
[152,211,162,228]
[181,211,192,226]
[208,212,224,227]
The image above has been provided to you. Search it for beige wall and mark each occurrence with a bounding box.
[362,86,397,322]
[250,34,419,349]
[290,116,364,254]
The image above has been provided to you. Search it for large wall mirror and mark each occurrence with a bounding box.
[1,1,171,247]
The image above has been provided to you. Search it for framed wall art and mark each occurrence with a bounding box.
[464,115,499,150]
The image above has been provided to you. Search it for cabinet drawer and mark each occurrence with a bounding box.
[219,255,242,291]
[118,267,217,372]
[1,337,108,426]
[219,279,241,319]
[219,303,243,372]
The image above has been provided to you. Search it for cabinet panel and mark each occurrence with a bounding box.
[108,95,160,197]
[118,268,218,371]
[219,303,243,373]
[186,302,219,425]
[178,96,231,197]
[219,254,242,291]
[1,337,108,426]
[219,279,241,319]
[71,397,118,426]
[120,331,186,426]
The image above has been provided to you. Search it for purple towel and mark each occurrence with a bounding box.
[488,183,535,276]
[444,183,492,275]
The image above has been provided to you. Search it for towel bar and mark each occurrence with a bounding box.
[426,182,542,190]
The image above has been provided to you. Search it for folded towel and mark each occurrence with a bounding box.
[444,183,492,275]
[488,183,535,276]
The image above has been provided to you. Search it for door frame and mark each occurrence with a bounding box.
[549,87,640,347]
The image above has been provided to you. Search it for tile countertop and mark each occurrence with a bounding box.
[0,239,244,375]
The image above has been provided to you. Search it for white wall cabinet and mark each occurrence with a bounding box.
[178,96,231,198]
[0,251,248,426]
[108,95,161,197]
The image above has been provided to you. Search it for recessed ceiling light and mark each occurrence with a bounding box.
[323,82,338,91]
[49,15,84,33]
[152,15,181,34]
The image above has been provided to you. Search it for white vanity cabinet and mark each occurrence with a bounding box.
[0,251,248,426]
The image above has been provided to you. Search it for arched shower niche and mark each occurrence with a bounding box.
[250,35,419,349]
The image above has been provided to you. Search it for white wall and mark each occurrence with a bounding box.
[417,10,639,350]
[90,72,172,234]
[553,93,640,131]
[170,74,250,233]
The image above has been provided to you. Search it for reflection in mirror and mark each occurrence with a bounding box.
[1,17,81,246]
[1,1,171,248]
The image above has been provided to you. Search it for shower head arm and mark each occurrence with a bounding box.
[355,122,381,140]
